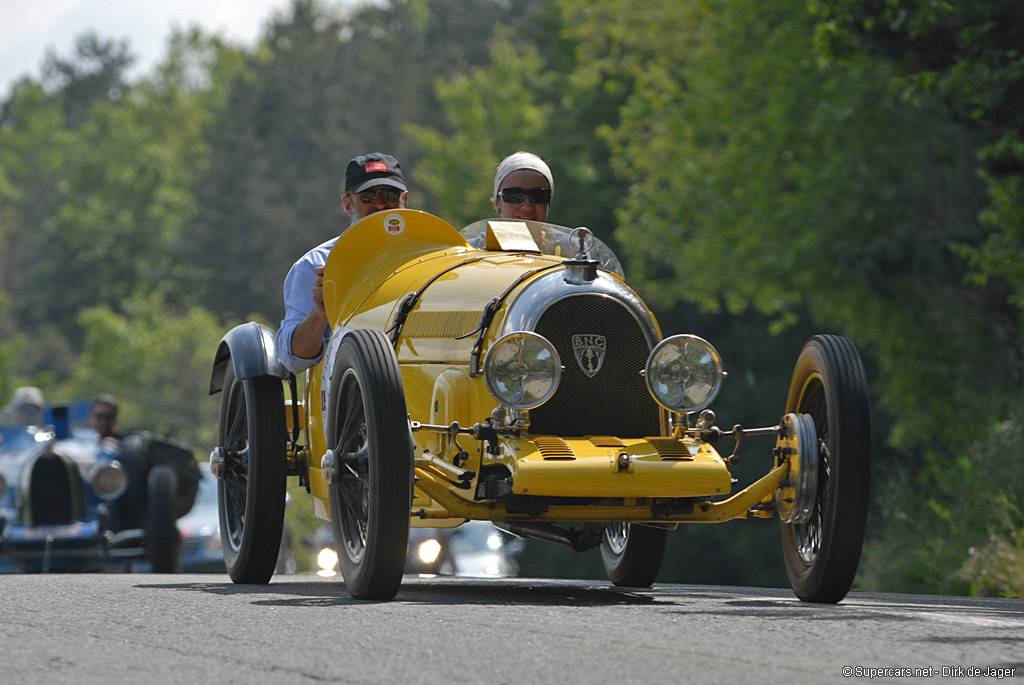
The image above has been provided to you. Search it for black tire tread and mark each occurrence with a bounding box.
[600,524,668,588]
[148,465,181,573]
[218,365,288,584]
[329,329,412,600]
[781,334,870,603]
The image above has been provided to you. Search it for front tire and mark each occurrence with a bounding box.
[147,465,181,573]
[600,523,667,587]
[780,335,871,603]
[328,329,413,600]
[217,363,288,583]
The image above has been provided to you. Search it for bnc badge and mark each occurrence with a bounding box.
[572,334,606,378]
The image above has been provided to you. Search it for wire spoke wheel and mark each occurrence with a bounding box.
[600,522,668,588]
[328,329,413,600]
[216,364,287,584]
[780,335,871,603]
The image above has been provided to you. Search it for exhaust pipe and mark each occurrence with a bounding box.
[494,521,604,551]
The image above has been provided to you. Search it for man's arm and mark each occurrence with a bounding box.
[275,263,330,375]
[289,266,328,358]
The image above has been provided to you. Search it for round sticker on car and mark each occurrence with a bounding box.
[384,213,405,235]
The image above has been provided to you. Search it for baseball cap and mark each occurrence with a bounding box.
[493,151,554,200]
[345,153,407,194]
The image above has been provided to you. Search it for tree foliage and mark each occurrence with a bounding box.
[56,291,228,447]
[183,0,549,324]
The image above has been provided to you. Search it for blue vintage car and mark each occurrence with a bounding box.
[0,403,199,573]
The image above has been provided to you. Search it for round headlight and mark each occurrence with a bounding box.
[91,461,128,500]
[483,332,561,410]
[645,334,724,414]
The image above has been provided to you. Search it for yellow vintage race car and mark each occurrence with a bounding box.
[208,209,870,602]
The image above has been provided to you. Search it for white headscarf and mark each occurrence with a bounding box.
[493,151,554,200]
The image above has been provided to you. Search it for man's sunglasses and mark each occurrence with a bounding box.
[499,187,552,204]
[351,187,403,204]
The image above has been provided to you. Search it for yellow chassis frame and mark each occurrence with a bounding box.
[284,417,791,527]
[410,461,788,525]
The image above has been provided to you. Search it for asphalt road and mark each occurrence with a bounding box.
[3,573,1022,684]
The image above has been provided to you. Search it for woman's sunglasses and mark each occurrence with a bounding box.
[499,187,552,204]
[351,187,403,204]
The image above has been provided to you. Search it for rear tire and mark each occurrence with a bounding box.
[780,335,871,603]
[217,363,288,583]
[328,329,413,600]
[600,523,667,587]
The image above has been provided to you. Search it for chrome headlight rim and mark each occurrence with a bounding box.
[645,334,724,414]
[91,460,128,500]
[483,331,562,410]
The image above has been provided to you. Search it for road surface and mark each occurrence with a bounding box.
[3,574,1022,684]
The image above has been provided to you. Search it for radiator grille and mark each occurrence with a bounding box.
[29,457,79,524]
[530,295,661,438]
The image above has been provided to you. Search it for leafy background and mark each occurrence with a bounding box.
[2,0,1022,595]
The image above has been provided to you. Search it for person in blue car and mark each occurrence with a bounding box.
[275,152,409,375]
[88,393,121,443]
[6,386,44,426]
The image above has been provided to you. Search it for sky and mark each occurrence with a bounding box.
[0,0,296,99]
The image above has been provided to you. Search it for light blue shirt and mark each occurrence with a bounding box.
[275,235,339,374]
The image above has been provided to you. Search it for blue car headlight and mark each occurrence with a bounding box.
[91,461,128,500]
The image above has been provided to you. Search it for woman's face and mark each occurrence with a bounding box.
[494,170,550,222]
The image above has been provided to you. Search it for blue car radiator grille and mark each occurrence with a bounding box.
[30,455,84,525]
[529,294,660,438]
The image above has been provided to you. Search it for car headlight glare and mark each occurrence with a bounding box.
[645,335,724,413]
[91,461,128,500]
[417,538,442,564]
[483,332,561,410]
[317,547,339,575]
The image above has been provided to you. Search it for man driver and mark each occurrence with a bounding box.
[88,393,120,442]
[275,152,409,374]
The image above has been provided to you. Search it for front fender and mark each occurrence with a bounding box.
[209,322,291,395]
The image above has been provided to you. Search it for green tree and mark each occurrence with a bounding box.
[562,0,1014,454]
[406,28,557,228]
[0,296,27,404]
[184,0,550,324]
[805,0,1024,594]
[56,292,230,448]
[40,32,134,129]
[0,27,242,389]
[810,0,1024,337]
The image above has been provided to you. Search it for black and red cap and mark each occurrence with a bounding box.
[345,152,407,194]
